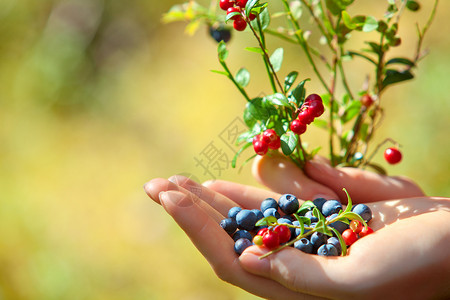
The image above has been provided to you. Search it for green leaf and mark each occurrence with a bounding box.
[280,131,298,155]
[382,69,414,89]
[342,188,353,213]
[231,142,252,168]
[235,68,251,88]
[346,51,376,65]
[386,57,415,67]
[210,70,229,76]
[329,227,348,256]
[245,47,265,54]
[243,97,270,127]
[251,6,270,30]
[218,41,228,61]
[255,216,278,226]
[226,11,242,22]
[312,119,328,129]
[269,48,284,72]
[291,79,310,106]
[245,0,260,16]
[362,16,378,32]
[325,0,355,15]
[266,93,290,107]
[297,200,316,215]
[284,71,298,92]
[342,11,355,29]
[341,100,362,123]
[365,163,387,175]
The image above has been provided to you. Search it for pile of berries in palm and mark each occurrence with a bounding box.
[220,193,374,257]
[252,94,325,156]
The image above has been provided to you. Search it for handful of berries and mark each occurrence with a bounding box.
[220,190,374,258]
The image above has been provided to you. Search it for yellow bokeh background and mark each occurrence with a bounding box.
[0,1,449,299]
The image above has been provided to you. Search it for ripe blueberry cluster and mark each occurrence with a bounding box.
[219,0,256,31]
[220,194,374,257]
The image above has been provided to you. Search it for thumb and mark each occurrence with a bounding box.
[252,154,338,201]
[305,159,425,203]
[239,246,345,299]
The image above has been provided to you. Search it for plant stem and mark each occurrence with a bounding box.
[220,61,251,102]
[247,17,285,94]
[281,0,332,95]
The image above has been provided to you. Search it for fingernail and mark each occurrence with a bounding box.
[159,190,194,208]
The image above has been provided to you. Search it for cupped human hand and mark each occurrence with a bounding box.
[252,154,425,203]
[144,175,450,300]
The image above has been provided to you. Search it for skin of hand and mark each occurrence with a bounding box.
[144,172,450,300]
[252,153,425,203]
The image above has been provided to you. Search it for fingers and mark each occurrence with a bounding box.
[144,177,224,223]
[305,159,425,203]
[239,246,350,299]
[252,154,339,201]
[156,189,310,300]
[203,179,281,209]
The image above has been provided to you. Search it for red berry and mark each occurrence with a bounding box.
[359,226,374,238]
[233,17,247,31]
[257,227,269,237]
[235,0,248,8]
[304,100,324,117]
[253,135,269,155]
[273,225,291,244]
[361,93,374,108]
[349,220,363,234]
[297,109,315,125]
[249,13,257,21]
[290,119,307,135]
[384,147,402,164]
[305,93,322,104]
[342,229,358,246]
[263,129,277,143]
[219,0,234,11]
[268,135,281,150]
[262,230,280,249]
[227,7,241,20]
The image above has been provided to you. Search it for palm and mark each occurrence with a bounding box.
[144,175,450,300]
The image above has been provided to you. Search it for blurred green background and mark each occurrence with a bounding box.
[0,0,448,299]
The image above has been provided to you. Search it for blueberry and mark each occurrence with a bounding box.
[232,230,252,242]
[234,238,253,255]
[293,220,313,238]
[327,236,342,255]
[263,207,280,219]
[310,232,328,252]
[304,210,319,222]
[327,213,349,234]
[278,194,299,215]
[260,198,278,212]
[209,26,232,43]
[220,218,238,235]
[321,199,343,217]
[312,197,327,213]
[294,238,313,254]
[317,244,339,256]
[236,210,257,231]
[351,204,373,223]
[228,206,242,220]
[252,209,264,222]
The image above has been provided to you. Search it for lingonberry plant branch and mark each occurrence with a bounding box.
[163,0,438,173]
